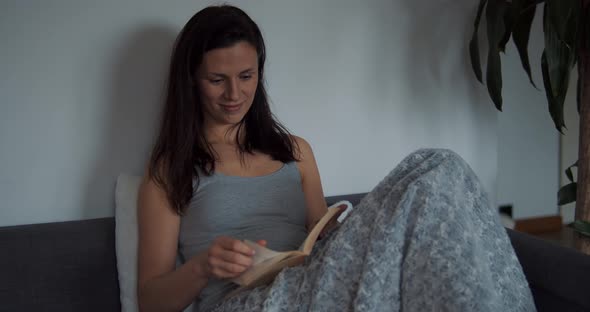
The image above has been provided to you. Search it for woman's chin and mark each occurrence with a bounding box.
[219,114,246,126]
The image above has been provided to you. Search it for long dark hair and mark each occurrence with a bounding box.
[149,5,297,215]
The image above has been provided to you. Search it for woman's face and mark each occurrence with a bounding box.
[197,41,259,128]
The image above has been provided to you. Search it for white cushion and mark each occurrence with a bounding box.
[115,174,142,312]
[115,173,193,312]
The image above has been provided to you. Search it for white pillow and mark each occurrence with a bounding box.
[115,174,193,312]
[115,173,142,312]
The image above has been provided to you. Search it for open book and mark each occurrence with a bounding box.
[230,200,353,290]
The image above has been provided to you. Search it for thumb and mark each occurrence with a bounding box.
[256,240,267,247]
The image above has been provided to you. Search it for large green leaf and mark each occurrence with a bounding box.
[543,0,579,132]
[511,0,538,88]
[558,182,577,205]
[548,0,579,46]
[565,167,574,183]
[499,2,513,53]
[558,159,579,204]
[541,51,564,132]
[469,0,489,83]
[565,160,578,183]
[572,220,590,237]
[486,0,509,111]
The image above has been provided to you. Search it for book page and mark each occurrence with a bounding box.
[300,201,352,254]
[225,254,307,299]
[232,250,304,286]
[243,240,284,266]
[231,200,352,287]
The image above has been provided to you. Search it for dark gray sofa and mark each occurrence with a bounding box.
[1,193,589,312]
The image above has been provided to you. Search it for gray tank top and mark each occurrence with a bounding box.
[178,161,308,311]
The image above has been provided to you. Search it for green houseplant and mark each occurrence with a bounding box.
[469,0,590,253]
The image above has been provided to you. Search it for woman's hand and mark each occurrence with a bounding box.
[202,236,267,279]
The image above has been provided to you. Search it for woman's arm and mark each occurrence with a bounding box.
[137,173,259,312]
[293,136,328,230]
[137,175,209,312]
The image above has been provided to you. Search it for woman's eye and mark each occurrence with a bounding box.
[209,79,223,85]
[240,75,252,80]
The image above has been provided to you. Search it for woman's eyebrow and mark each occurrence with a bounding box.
[208,68,256,77]
[240,68,256,74]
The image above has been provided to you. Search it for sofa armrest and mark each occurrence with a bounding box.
[506,228,590,312]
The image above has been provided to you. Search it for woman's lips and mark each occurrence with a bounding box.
[220,103,242,113]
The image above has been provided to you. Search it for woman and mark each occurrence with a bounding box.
[137,5,536,312]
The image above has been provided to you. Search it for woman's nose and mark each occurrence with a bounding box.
[224,79,240,101]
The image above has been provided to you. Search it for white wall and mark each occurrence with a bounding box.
[0,0,499,227]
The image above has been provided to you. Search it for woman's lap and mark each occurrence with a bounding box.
[211,149,536,312]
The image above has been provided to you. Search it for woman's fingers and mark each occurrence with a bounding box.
[256,239,267,247]
[216,249,253,267]
[208,256,249,276]
[214,237,255,264]
[216,236,255,256]
[207,236,257,279]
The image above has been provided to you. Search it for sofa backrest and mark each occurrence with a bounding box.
[2,193,589,312]
[0,218,121,311]
[0,193,367,311]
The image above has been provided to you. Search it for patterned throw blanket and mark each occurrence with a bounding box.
[207,149,536,312]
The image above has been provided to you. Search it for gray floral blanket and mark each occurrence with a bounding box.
[208,149,536,312]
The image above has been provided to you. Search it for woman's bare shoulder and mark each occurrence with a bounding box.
[290,135,314,161]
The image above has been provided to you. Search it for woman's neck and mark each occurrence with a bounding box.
[204,122,244,146]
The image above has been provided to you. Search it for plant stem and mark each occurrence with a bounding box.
[575,0,590,254]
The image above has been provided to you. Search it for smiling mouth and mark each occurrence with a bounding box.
[220,103,242,113]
